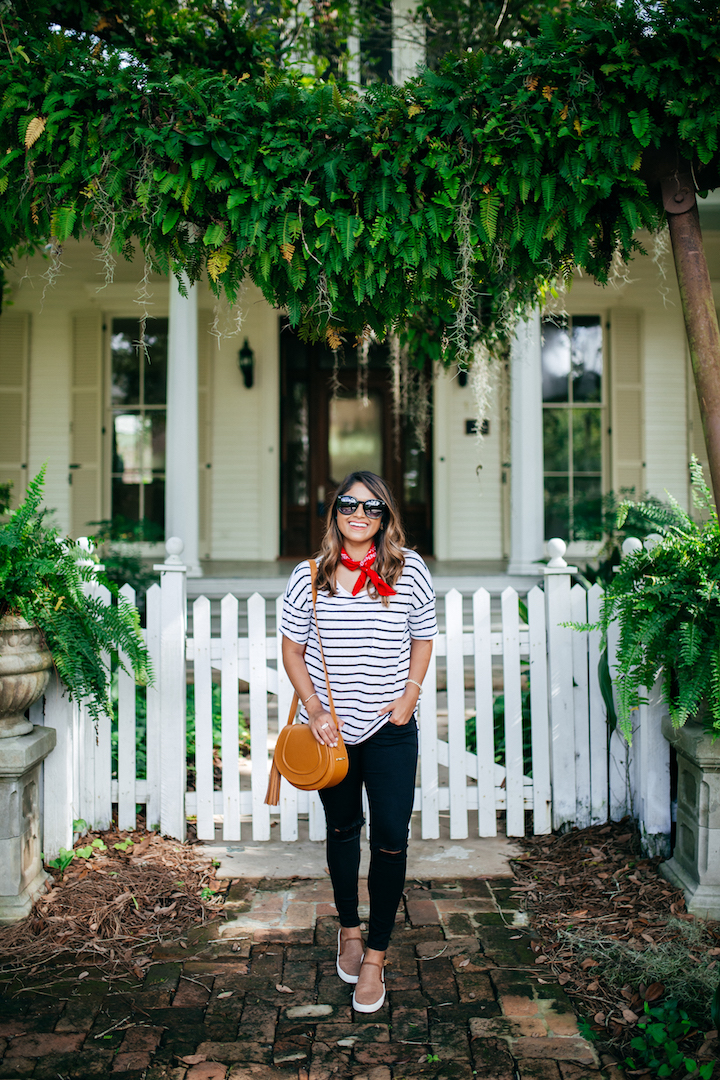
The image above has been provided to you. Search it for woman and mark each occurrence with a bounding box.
[280,471,436,1013]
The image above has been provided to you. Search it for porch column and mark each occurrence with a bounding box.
[166,274,202,577]
[392,0,425,83]
[507,310,545,575]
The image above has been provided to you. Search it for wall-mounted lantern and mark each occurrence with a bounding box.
[238,339,255,388]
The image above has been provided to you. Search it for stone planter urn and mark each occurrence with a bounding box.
[0,615,53,737]
[661,715,720,921]
[0,615,56,923]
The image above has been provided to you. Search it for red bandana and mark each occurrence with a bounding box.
[340,542,397,597]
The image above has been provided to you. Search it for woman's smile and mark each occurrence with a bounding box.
[335,482,383,552]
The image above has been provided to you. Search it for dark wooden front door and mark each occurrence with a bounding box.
[280,324,432,558]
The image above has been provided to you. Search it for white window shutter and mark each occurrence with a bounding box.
[610,310,645,499]
[198,312,213,555]
[0,312,29,508]
[71,315,102,537]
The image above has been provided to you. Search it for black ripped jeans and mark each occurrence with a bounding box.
[319,718,418,951]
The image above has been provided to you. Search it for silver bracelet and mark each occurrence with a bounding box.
[405,679,423,697]
[303,691,319,706]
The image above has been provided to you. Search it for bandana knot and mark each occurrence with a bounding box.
[340,542,397,597]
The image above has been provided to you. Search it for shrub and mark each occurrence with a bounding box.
[595,458,720,740]
[0,468,150,726]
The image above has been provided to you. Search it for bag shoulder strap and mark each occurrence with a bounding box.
[281,559,339,730]
[267,560,340,806]
[308,559,340,727]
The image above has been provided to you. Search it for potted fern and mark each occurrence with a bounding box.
[598,458,720,918]
[0,467,151,737]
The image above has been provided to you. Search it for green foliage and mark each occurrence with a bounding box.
[0,467,151,727]
[2,0,718,358]
[466,684,532,775]
[624,1000,715,1080]
[598,458,720,740]
[186,681,251,763]
[577,490,677,588]
[0,482,11,515]
[562,917,719,1029]
[45,847,74,875]
[111,679,249,780]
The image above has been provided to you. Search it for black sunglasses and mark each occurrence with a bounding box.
[336,495,387,519]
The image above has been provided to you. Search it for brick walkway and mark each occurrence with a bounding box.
[0,878,623,1080]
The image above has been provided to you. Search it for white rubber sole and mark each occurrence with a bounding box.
[336,928,363,985]
[352,968,386,1013]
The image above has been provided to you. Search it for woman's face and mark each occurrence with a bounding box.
[335,481,383,549]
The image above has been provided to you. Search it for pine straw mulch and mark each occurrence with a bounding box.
[0,825,227,981]
[511,818,720,1071]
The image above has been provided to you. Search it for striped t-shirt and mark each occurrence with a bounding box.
[280,548,437,744]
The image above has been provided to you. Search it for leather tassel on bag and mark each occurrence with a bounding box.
[265,759,282,806]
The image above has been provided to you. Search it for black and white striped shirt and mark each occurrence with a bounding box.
[280,549,437,744]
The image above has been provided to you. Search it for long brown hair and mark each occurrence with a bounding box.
[315,472,406,604]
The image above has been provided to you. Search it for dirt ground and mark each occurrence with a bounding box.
[512,818,719,1075]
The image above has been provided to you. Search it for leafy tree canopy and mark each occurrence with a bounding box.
[1,0,719,360]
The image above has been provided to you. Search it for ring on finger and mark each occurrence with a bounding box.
[321,722,329,730]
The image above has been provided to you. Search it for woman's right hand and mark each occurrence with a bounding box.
[308,708,340,747]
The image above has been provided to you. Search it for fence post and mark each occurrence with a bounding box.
[75,539,112,832]
[445,589,467,840]
[39,679,75,860]
[473,588,496,837]
[117,583,137,832]
[418,636,439,840]
[527,585,551,834]
[220,593,241,841]
[570,583,591,829]
[544,538,578,831]
[608,537,642,820]
[248,593,270,842]
[145,584,162,832]
[587,583,608,825]
[276,595,299,842]
[502,587,525,837]
[153,538,188,840]
[637,678,672,857]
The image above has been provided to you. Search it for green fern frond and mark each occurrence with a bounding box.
[0,468,151,727]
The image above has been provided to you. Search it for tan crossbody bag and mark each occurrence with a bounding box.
[265,559,349,805]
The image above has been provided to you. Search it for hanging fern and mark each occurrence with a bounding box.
[0,468,151,728]
[598,458,720,741]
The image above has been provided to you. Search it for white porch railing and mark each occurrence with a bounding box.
[33,539,672,858]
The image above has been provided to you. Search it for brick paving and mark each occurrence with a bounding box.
[0,878,624,1080]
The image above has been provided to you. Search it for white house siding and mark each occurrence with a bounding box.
[433,364,505,560]
[209,287,279,561]
[4,228,720,558]
[11,266,75,532]
[562,235,690,511]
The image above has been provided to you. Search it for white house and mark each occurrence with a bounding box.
[0,210,715,583]
[1,0,717,582]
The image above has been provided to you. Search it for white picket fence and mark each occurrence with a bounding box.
[33,542,672,859]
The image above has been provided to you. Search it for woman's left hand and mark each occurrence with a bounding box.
[378,689,419,726]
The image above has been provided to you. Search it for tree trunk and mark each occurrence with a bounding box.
[666,200,720,508]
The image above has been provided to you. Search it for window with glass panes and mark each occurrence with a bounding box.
[110,318,167,535]
[542,316,604,541]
